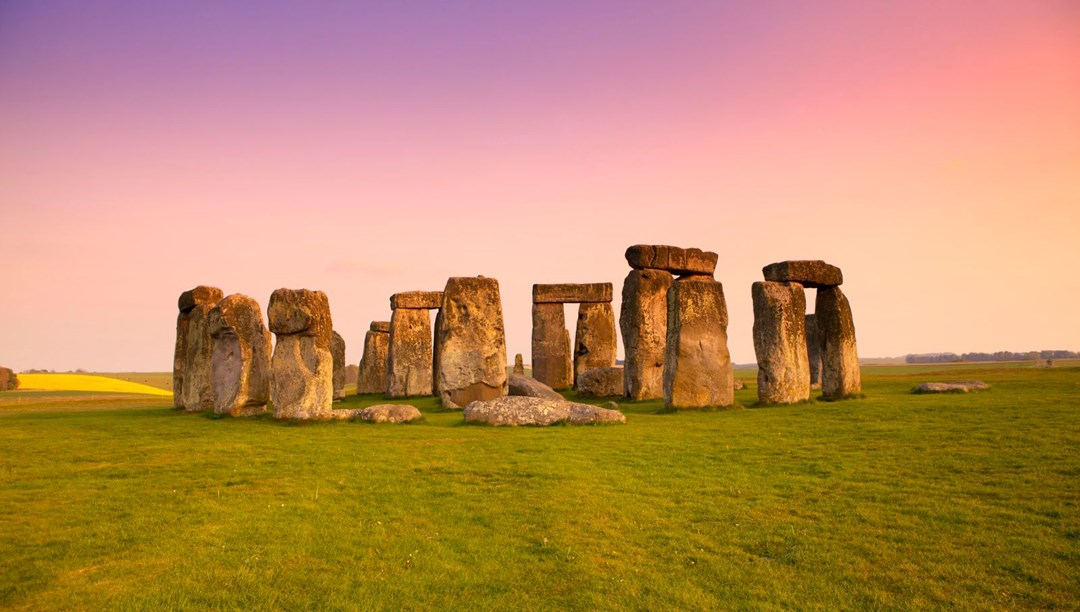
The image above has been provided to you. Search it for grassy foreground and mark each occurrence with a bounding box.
[1,364,1077,609]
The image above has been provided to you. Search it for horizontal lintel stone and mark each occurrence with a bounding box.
[762,260,843,288]
[533,283,613,304]
[390,291,444,310]
[625,245,717,276]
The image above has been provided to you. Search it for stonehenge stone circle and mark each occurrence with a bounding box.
[762,260,843,289]
[331,331,346,401]
[752,281,810,404]
[434,276,508,409]
[268,288,334,419]
[816,286,862,399]
[625,245,718,276]
[0,367,17,391]
[531,302,572,390]
[208,293,271,417]
[513,353,525,375]
[386,291,442,398]
[663,277,734,408]
[574,302,617,384]
[805,313,823,388]
[576,366,624,398]
[356,322,390,394]
[174,285,223,410]
[620,268,674,400]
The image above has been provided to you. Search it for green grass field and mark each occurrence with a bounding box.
[1,364,1077,609]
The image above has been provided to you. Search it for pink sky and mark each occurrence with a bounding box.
[1,0,1078,372]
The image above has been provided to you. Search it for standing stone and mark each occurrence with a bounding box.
[183,303,218,412]
[386,308,433,397]
[816,286,862,399]
[752,281,810,404]
[513,354,525,375]
[806,313,823,389]
[434,276,508,408]
[663,278,733,408]
[574,302,617,385]
[208,294,271,416]
[174,285,223,409]
[0,367,17,391]
[531,302,572,390]
[331,331,346,401]
[356,323,390,394]
[576,366,624,398]
[620,268,674,400]
[268,288,334,419]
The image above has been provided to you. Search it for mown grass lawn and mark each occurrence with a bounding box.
[1,364,1077,609]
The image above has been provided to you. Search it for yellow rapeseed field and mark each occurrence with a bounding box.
[16,373,173,396]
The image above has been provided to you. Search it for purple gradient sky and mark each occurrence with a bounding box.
[1,1,1078,372]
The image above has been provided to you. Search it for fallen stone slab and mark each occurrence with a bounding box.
[357,404,423,423]
[913,381,990,393]
[762,260,843,288]
[390,291,443,310]
[625,244,718,276]
[508,373,564,400]
[463,396,625,426]
[533,283,613,304]
[576,366,624,398]
[567,403,627,425]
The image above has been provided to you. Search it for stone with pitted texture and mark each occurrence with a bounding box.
[208,294,271,416]
[183,303,217,411]
[268,288,334,419]
[390,291,444,310]
[174,285,223,408]
[531,302,572,390]
[356,326,390,395]
[816,286,861,399]
[663,278,733,408]
[508,373,564,400]
[567,403,627,425]
[178,285,224,314]
[532,283,613,304]
[386,308,433,397]
[620,268,673,400]
[358,404,423,423]
[574,302,617,383]
[625,245,718,276]
[513,353,525,375]
[576,366,624,398]
[752,281,810,404]
[434,276,508,409]
[463,395,625,427]
[331,331,346,401]
[762,260,843,289]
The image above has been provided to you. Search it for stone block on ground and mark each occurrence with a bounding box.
[576,366,624,398]
[462,396,625,426]
[357,404,423,423]
[508,373,564,400]
[913,381,989,393]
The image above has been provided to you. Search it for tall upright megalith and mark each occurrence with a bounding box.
[816,287,861,399]
[331,331,346,401]
[620,267,674,400]
[752,281,810,404]
[574,302,617,384]
[268,288,334,419]
[531,303,572,390]
[175,285,223,410]
[356,321,390,394]
[208,293,271,416]
[434,276,508,408]
[663,277,733,408]
[386,291,442,397]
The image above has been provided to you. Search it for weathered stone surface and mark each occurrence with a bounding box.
[626,245,718,276]
[806,313,823,388]
[357,404,423,423]
[752,281,810,404]
[178,285,224,314]
[733,378,745,391]
[574,302,617,384]
[531,302,572,390]
[174,285,223,408]
[513,353,525,375]
[331,331,346,401]
[390,291,443,310]
[268,288,334,419]
[463,396,625,426]
[913,381,989,393]
[208,294,271,416]
[356,328,390,394]
[816,286,861,399]
[620,268,674,400]
[386,308,433,397]
[370,321,391,333]
[0,367,17,391]
[576,366,624,398]
[434,276,508,409]
[533,283,613,304]
[508,373,564,400]
[763,261,843,289]
[182,303,217,411]
[663,278,734,408]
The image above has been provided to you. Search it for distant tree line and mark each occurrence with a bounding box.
[906,350,1079,364]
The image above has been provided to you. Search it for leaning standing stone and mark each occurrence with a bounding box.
[208,294,271,416]
[331,331,346,401]
[356,323,390,394]
[268,288,334,419]
[620,268,674,400]
[434,276,508,408]
[574,302,617,384]
[816,286,861,399]
[531,302,572,390]
[751,281,810,404]
[663,278,734,408]
[174,285,223,409]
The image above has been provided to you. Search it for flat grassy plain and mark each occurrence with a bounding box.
[1,364,1077,609]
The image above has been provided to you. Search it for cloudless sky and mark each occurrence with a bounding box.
[1,0,1078,371]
